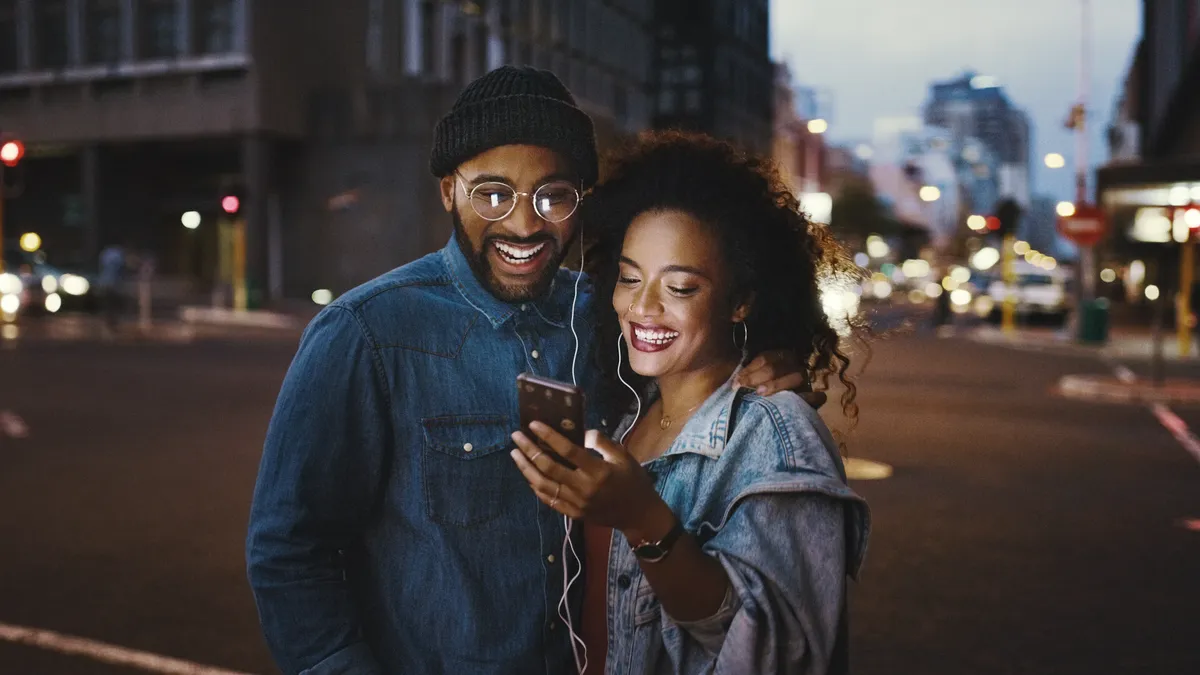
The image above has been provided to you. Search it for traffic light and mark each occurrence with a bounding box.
[994,198,1022,238]
[220,187,244,216]
[0,139,23,168]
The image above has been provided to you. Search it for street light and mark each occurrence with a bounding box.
[807,119,828,134]
[1044,153,1066,169]
[919,186,941,202]
[181,211,201,230]
[967,214,986,231]
[1056,201,1076,217]
[19,232,41,252]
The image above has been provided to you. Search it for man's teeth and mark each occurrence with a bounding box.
[634,328,679,345]
[494,241,546,263]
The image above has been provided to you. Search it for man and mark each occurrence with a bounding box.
[247,66,811,675]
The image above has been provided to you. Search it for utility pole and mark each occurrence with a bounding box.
[1075,0,1093,301]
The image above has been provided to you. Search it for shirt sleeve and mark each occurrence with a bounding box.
[246,305,391,675]
[671,493,849,674]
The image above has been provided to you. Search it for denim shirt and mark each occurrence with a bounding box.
[602,377,871,675]
[246,237,602,675]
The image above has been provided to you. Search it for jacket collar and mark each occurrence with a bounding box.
[619,367,746,461]
[440,236,574,329]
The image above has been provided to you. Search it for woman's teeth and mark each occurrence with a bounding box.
[634,327,680,345]
[493,241,546,264]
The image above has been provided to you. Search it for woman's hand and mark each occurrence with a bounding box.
[511,423,674,541]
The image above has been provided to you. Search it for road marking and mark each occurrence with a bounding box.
[1150,403,1200,465]
[0,410,28,438]
[1104,358,1200,466]
[0,622,257,675]
[845,457,893,480]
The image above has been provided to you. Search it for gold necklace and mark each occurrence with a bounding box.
[659,403,701,430]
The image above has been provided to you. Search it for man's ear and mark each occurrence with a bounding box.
[439,175,456,212]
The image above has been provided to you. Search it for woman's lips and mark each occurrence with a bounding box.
[629,322,680,353]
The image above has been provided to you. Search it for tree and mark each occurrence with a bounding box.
[829,176,904,249]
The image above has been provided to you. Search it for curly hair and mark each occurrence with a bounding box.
[582,130,867,433]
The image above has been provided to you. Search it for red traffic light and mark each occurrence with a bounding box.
[1186,207,1200,230]
[985,216,1001,231]
[221,195,240,214]
[0,140,24,167]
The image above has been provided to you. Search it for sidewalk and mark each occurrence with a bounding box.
[2,312,304,345]
[968,324,1200,362]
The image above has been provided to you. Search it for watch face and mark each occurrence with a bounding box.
[633,544,667,562]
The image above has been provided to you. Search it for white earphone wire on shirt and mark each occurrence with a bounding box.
[560,227,587,673]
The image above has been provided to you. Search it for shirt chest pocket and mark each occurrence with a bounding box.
[422,415,522,528]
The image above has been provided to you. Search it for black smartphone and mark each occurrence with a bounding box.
[517,373,585,469]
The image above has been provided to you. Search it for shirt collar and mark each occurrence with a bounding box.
[440,236,576,329]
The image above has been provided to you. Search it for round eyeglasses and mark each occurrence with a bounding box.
[456,173,582,223]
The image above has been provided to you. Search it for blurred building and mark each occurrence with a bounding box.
[771,62,826,200]
[1096,0,1200,308]
[652,0,773,154]
[923,71,1033,207]
[0,0,654,303]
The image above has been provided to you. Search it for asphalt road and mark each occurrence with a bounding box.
[0,317,1197,675]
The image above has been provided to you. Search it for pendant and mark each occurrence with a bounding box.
[659,416,671,430]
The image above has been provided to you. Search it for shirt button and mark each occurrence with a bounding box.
[463,443,473,453]
[548,621,557,631]
[547,554,556,564]
[531,350,540,359]
[521,304,528,311]
[617,574,632,589]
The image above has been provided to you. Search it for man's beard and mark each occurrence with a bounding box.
[452,209,568,303]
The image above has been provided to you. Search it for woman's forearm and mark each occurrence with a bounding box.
[622,499,731,622]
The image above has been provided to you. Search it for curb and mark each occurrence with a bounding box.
[1058,374,1200,406]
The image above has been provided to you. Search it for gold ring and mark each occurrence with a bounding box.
[530,451,543,461]
[554,483,562,500]
[550,498,559,508]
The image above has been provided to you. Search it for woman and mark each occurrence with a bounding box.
[510,131,871,674]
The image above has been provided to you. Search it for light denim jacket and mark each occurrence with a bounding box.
[601,377,871,675]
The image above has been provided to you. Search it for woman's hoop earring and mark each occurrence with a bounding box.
[628,302,635,315]
[733,321,749,351]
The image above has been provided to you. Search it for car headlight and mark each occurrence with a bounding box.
[60,275,90,296]
[0,273,21,295]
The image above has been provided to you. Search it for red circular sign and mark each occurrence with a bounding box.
[1057,203,1107,246]
[221,195,240,214]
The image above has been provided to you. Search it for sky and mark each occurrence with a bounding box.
[770,0,1143,204]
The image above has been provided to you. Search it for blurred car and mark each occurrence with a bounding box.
[982,262,1071,326]
[1,248,95,317]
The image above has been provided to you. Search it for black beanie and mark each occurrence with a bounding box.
[430,66,599,188]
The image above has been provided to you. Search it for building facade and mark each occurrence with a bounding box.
[651,0,772,154]
[0,0,655,304]
[1095,0,1200,311]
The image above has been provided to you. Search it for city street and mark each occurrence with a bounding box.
[1,317,1198,675]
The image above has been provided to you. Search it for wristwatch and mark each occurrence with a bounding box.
[631,518,686,563]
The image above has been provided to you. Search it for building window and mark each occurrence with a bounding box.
[35,0,70,69]
[0,0,18,73]
[684,88,702,113]
[139,0,178,59]
[84,0,122,63]
[658,89,676,114]
[194,0,236,54]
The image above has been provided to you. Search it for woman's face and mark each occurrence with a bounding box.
[612,209,745,378]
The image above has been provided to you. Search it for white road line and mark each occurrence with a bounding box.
[0,622,258,675]
[1151,403,1200,465]
[0,410,28,438]
[1113,365,1137,384]
[1105,358,1200,466]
